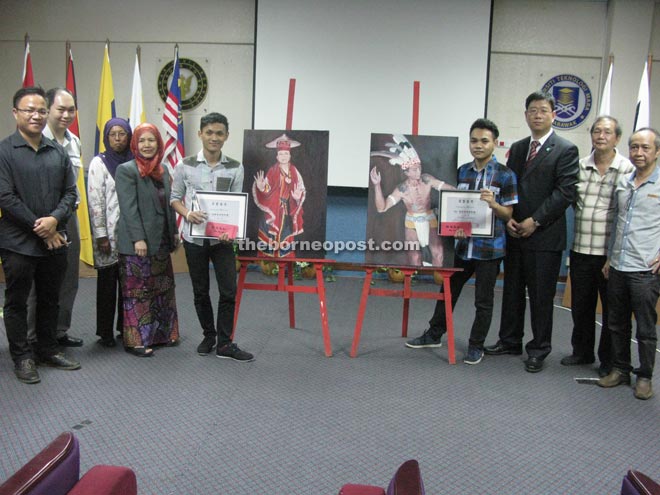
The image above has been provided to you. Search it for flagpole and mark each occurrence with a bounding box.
[65,40,70,75]
[648,53,653,82]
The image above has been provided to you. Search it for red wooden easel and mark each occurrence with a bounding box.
[233,257,334,357]
[350,266,461,363]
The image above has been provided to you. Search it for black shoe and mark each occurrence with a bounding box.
[97,337,117,348]
[197,336,216,356]
[560,354,595,366]
[39,352,81,370]
[484,341,523,356]
[216,343,254,362]
[524,356,544,373]
[405,330,443,349]
[57,335,84,347]
[14,359,40,384]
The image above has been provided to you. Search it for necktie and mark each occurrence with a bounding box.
[525,140,540,168]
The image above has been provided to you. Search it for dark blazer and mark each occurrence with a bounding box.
[506,132,579,252]
[115,160,177,256]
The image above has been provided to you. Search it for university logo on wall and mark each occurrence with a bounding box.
[541,74,592,130]
[157,58,208,111]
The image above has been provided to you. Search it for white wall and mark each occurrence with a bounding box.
[0,0,255,162]
[489,0,659,160]
[0,0,658,172]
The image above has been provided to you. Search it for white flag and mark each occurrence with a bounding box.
[129,52,145,131]
[633,61,650,131]
[598,61,612,116]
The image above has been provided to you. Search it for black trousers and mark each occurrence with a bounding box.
[0,248,67,363]
[498,246,562,359]
[95,263,123,340]
[183,240,236,345]
[568,251,611,366]
[428,256,501,349]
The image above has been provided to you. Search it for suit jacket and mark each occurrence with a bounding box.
[507,132,578,252]
[115,160,177,256]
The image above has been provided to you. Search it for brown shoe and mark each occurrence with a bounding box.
[634,378,653,400]
[597,370,630,388]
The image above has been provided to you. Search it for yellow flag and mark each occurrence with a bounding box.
[95,44,116,154]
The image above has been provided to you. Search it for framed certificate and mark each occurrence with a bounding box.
[189,191,248,240]
[439,190,494,238]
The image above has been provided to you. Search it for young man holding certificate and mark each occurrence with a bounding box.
[406,119,518,365]
[170,113,254,362]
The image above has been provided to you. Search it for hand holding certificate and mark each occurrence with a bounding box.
[439,190,494,238]
[189,191,248,240]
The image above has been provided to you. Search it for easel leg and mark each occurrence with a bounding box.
[232,261,248,340]
[350,269,374,358]
[287,261,296,328]
[443,274,456,364]
[315,263,332,357]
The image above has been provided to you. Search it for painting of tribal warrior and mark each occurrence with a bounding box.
[366,133,457,267]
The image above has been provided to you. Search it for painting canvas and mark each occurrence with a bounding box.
[242,130,329,259]
[366,133,458,267]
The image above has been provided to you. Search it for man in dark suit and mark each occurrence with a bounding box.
[484,91,579,373]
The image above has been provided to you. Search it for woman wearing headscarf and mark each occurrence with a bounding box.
[115,123,179,357]
[88,118,133,347]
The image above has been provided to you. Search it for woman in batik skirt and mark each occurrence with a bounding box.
[115,123,179,357]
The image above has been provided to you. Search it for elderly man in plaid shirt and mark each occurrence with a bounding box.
[561,116,632,377]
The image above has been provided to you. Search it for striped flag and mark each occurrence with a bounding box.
[95,43,116,155]
[162,44,185,170]
[66,47,94,266]
[129,50,145,131]
[598,59,613,116]
[633,61,650,131]
[22,36,34,87]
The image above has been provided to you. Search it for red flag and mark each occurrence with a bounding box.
[162,44,185,169]
[65,49,80,137]
[22,38,34,87]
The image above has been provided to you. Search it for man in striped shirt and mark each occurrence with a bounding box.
[561,116,633,377]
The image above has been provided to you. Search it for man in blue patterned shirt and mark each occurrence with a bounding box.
[406,119,518,364]
[597,128,660,400]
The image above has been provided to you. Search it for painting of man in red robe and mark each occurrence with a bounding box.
[243,130,329,259]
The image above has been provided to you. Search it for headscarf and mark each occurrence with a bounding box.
[99,118,133,178]
[130,123,165,181]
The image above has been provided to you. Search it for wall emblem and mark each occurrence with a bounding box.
[541,74,592,130]
[158,58,208,111]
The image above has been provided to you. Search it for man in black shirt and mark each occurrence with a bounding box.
[0,87,81,384]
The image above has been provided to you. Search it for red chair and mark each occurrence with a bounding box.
[0,432,137,495]
[338,459,424,495]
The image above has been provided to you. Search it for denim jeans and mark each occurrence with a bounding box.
[183,240,236,345]
[569,251,611,366]
[608,268,660,379]
[428,256,501,349]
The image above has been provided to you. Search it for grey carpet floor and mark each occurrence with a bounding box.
[0,272,658,494]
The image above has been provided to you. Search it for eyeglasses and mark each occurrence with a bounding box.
[108,132,128,139]
[16,108,48,117]
[526,108,552,116]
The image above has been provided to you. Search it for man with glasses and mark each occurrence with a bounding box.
[0,87,80,384]
[597,128,660,400]
[561,116,633,376]
[484,91,579,373]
